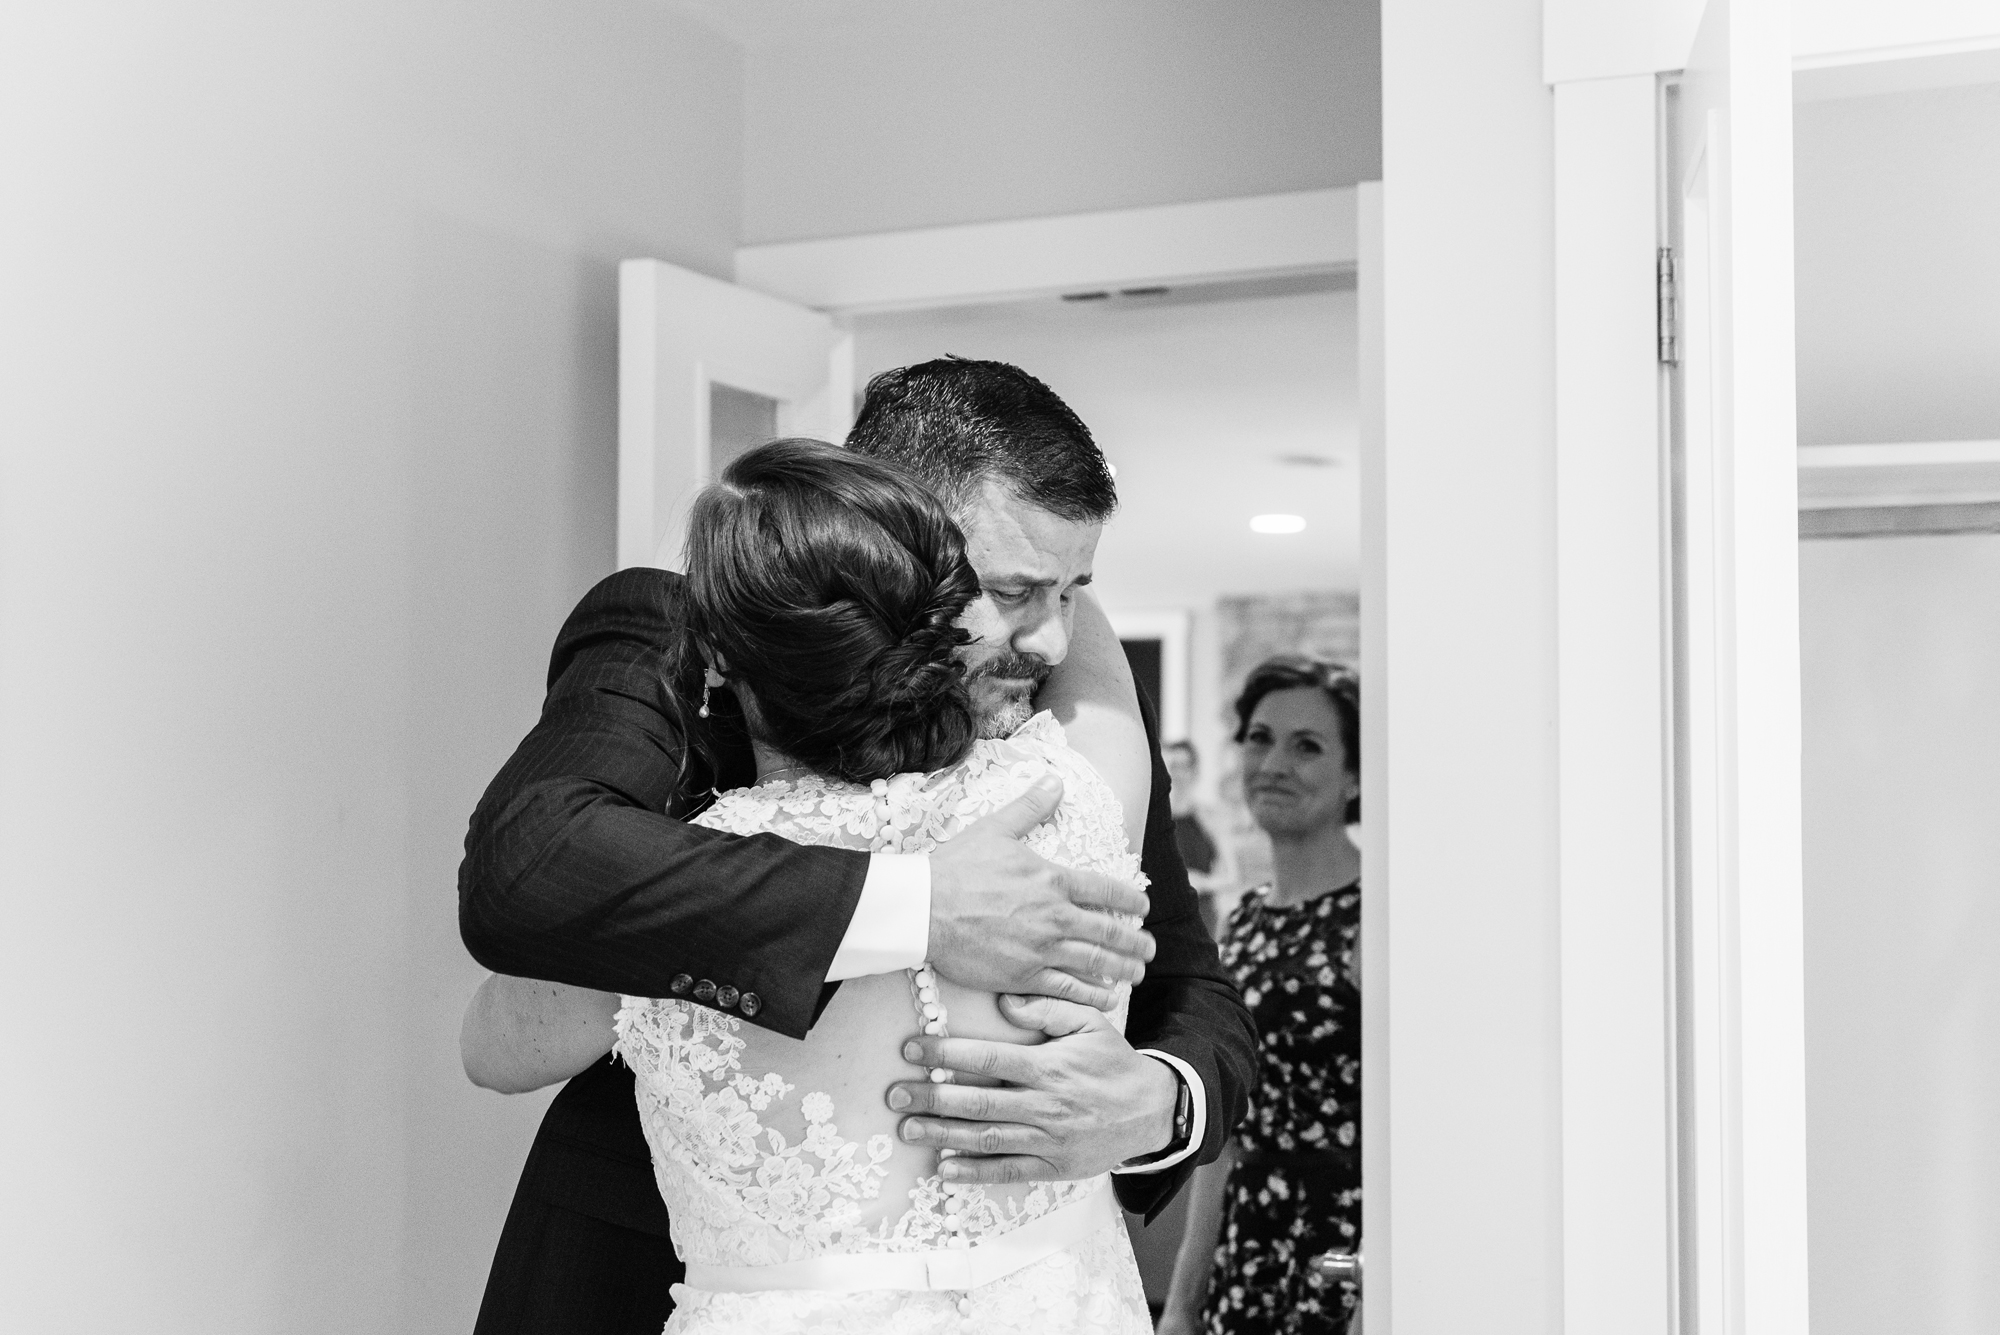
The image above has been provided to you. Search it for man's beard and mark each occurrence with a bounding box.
[965,653,1054,739]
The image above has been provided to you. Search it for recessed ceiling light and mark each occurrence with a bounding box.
[1250,513,1307,534]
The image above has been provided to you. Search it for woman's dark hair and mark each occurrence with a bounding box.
[1232,655,1362,823]
[677,438,979,785]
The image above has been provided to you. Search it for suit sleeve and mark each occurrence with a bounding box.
[457,568,870,1040]
[1111,692,1259,1223]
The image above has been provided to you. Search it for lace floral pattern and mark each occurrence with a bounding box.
[614,1002,896,1264]
[612,714,1151,1331]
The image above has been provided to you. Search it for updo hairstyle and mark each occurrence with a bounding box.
[1232,655,1362,823]
[681,438,980,785]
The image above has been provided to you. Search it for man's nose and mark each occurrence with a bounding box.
[1012,605,1069,666]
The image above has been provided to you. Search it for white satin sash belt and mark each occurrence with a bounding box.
[681,1178,1119,1294]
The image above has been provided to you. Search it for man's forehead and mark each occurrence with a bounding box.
[955,478,1101,571]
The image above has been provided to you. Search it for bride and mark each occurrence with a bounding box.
[462,438,1154,1334]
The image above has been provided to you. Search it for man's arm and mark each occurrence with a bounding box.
[459,569,1154,1041]
[458,568,873,1039]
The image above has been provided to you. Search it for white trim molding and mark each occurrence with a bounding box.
[1543,0,2000,85]
[1792,0,2000,71]
[1799,441,2000,538]
[735,189,1358,315]
[1552,72,1677,1335]
[1798,440,2000,509]
[1793,41,2000,100]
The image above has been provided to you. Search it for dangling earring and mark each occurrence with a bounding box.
[698,665,724,719]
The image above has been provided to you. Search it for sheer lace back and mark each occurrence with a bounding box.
[614,713,1144,1273]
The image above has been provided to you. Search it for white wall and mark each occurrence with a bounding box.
[1794,82,2000,446]
[1799,535,2000,1335]
[1376,0,1562,1327]
[0,3,740,1331]
[735,0,1379,243]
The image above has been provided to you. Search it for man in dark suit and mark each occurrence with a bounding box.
[459,358,1256,1333]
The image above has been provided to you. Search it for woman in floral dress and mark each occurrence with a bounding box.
[1160,657,1361,1335]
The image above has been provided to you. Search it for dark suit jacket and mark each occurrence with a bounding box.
[460,568,1255,1328]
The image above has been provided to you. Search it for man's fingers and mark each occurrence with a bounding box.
[1025,967,1120,1013]
[968,775,1066,841]
[1073,907,1157,962]
[1061,867,1150,921]
[1047,940,1144,988]
[996,993,1107,1039]
[1055,911,1155,975]
[898,1036,1045,1087]
[938,1153,1054,1186]
[896,1116,1050,1156]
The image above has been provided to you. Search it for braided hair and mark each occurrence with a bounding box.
[678,438,979,785]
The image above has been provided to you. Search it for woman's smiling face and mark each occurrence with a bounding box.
[1240,686,1355,839]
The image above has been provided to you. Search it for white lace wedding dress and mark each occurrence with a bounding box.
[613,713,1153,1334]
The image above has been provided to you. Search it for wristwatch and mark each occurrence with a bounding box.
[1124,1061,1195,1167]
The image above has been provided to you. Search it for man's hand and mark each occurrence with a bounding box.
[927,775,1154,1011]
[884,994,1179,1183]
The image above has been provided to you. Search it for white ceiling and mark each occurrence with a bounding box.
[852,285,1360,611]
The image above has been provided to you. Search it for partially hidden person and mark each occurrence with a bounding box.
[1159,657,1361,1335]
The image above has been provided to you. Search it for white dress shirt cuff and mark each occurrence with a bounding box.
[1111,1050,1208,1175]
[825,854,932,981]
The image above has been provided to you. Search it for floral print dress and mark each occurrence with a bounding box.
[1203,882,1361,1335]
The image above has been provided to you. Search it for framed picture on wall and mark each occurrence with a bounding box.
[1107,608,1191,742]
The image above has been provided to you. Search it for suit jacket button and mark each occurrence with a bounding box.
[738,992,761,1017]
[692,979,717,1002]
[716,985,740,1009]
[669,974,693,996]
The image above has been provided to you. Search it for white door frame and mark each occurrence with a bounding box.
[1546,3,2000,1333]
[618,260,854,570]
[1550,69,1678,1335]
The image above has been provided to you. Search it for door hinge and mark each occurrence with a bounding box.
[1657,246,1679,366]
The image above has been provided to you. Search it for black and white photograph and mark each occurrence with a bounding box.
[4,2,1998,1333]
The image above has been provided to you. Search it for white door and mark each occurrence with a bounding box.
[618,259,855,570]
[1668,2,1808,1331]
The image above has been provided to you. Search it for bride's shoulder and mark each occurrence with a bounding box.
[948,711,1073,777]
[942,712,1111,806]
[978,709,1069,758]
[694,773,872,841]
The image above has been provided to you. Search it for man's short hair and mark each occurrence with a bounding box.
[845,358,1118,522]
